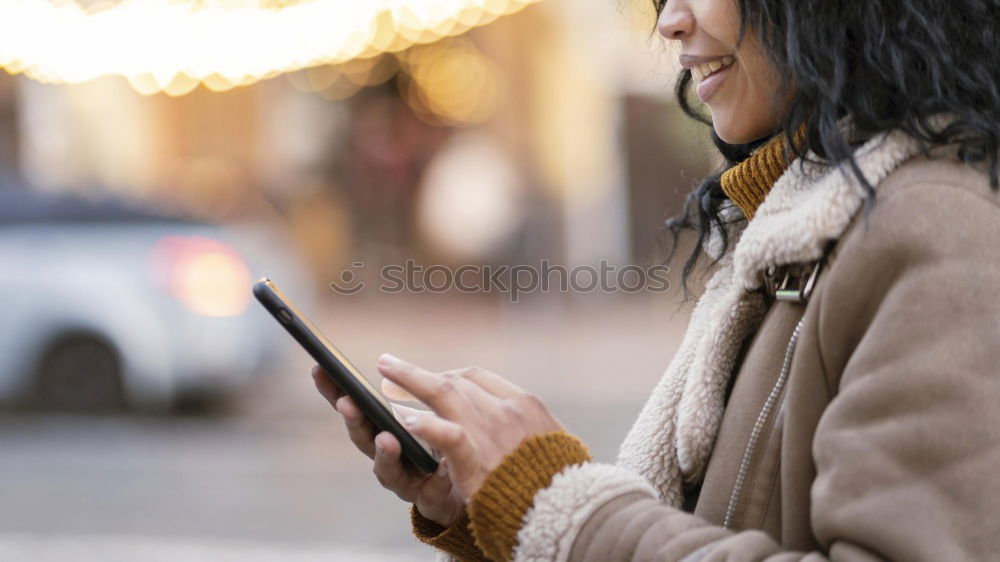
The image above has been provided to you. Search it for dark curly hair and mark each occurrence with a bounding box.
[659,0,1000,294]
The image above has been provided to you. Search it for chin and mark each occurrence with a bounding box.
[711,114,752,144]
[710,106,774,145]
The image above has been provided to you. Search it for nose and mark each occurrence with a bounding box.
[657,1,694,40]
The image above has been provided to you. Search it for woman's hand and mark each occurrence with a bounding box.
[312,366,465,528]
[376,354,564,504]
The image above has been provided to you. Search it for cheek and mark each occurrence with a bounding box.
[711,53,785,143]
[693,0,742,45]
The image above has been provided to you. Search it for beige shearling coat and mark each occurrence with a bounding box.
[504,131,1000,561]
[415,128,1000,562]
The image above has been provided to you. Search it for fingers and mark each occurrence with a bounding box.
[377,354,477,418]
[391,403,432,421]
[403,414,479,496]
[373,432,420,499]
[336,395,377,458]
[314,365,378,458]
[381,377,419,402]
[374,432,453,507]
[417,458,453,501]
[445,366,524,399]
[312,365,345,407]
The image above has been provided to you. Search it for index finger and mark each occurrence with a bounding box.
[377,354,476,419]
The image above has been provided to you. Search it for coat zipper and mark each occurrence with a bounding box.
[723,315,806,529]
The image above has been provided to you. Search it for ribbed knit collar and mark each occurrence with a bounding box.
[720,130,802,220]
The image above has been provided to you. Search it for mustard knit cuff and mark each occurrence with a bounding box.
[411,506,491,561]
[467,431,592,562]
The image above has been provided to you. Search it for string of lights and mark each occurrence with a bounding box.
[0,0,539,95]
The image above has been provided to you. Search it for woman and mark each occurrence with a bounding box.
[314,0,1000,559]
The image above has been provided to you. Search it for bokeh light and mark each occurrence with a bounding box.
[398,38,502,125]
[0,0,540,96]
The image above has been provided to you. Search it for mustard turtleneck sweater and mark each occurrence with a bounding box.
[410,129,806,562]
[719,130,803,220]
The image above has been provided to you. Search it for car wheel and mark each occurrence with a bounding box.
[35,335,125,412]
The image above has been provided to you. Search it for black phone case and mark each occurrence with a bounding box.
[253,278,439,473]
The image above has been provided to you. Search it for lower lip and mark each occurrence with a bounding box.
[695,62,734,103]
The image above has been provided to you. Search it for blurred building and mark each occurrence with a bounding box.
[0,74,17,174]
[2,0,715,292]
[0,4,720,549]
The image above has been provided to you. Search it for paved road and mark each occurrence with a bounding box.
[0,295,689,561]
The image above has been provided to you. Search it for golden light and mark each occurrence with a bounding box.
[285,53,401,100]
[399,38,502,126]
[0,0,540,96]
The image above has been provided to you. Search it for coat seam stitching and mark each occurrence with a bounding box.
[758,407,785,531]
[736,381,782,528]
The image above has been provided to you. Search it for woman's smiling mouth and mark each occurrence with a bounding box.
[691,55,735,80]
[681,54,736,102]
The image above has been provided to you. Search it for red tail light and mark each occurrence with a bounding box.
[148,235,251,317]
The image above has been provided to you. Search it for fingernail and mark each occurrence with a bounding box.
[404,415,419,428]
[379,353,399,366]
[436,462,449,478]
[381,378,417,402]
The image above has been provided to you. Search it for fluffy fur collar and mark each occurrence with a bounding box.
[614,128,932,505]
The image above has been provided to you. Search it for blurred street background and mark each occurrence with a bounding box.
[0,0,718,559]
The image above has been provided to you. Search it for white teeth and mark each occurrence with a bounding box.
[692,56,735,81]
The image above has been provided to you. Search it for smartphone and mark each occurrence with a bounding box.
[253,278,439,473]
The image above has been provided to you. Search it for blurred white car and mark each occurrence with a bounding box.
[0,186,306,412]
